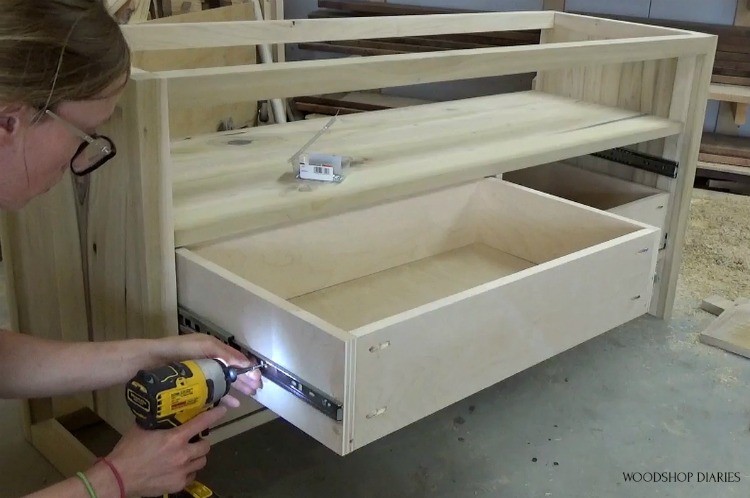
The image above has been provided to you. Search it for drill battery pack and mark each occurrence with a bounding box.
[167,480,216,498]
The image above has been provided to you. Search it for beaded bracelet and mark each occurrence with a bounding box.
[96,457,126,498]
[75,471,97,498]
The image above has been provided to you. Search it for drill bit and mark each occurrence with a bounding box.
[225,363,264,383]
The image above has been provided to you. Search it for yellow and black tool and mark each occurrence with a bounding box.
[125,358,262,498]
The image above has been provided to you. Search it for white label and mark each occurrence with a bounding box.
[299,162,336,182]
[297,152,344,182]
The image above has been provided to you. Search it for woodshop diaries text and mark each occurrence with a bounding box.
[622,472,740,483]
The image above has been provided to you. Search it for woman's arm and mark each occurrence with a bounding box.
[0,329,262,399]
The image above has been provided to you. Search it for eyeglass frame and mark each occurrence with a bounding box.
[44,109,117,176]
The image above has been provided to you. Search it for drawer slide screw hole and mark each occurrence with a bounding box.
[369,341,391,353]
[366,407,387,419]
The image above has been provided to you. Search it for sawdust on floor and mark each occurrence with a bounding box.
[675,188,750,316]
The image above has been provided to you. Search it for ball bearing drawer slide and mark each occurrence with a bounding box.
[177,307,344,422]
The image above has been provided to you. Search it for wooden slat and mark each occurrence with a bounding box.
[162,34,711,109]
[554,11,692,38]
[710,83,750,104]
[318,0,474,15]
[699,152,750,167]
[121,11,555,50]
[712,74,750,86]
[700,133,750,159]
[699,303,750,359]
[131,3,259,139]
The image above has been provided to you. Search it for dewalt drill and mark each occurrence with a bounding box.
[125,358,262,498]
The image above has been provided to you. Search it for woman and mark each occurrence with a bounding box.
[0,2,263,497]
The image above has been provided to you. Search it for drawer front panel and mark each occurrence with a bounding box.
[175,249,351,453]
[351,228,659,451]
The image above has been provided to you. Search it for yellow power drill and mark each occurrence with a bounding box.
[125,358,262,498]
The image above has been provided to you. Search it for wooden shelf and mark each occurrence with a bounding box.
[171,90,682,247]
[710,83,750,125]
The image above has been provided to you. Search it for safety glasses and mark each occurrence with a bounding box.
[45,109,116,176]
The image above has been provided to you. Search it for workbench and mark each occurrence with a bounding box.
[1,8,715,474]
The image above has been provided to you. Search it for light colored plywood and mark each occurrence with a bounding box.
[170,91,682,247]
[503,162,669,229]
[291,243,535,330]
[351,194,659,449]
[609,194,670,230]
[192,182,478,299]
[121,11,556,50]
[175,248,350,454]
[161,34,712,108]
[699,303,750,358]
[700,295,738,316]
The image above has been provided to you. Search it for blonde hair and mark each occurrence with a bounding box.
[0,0,130,110]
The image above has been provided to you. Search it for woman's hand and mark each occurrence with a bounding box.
[107,407,227,497]
[151,334,263,405]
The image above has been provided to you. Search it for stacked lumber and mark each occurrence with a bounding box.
[299,0,540,57]
[699,133,750,169]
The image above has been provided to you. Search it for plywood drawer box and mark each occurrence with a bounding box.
[504,162,671,230]
[176,177,660,454]
[2,10,716,469]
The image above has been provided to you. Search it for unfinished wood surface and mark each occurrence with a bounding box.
[131,4,258,138]
[0,178,93,419]
[170,91,682,246]
[701,133,750,159]
[698,160,750,177]
[538,19,678,158]
[184,178,656,453]
[351,182,659,450]
[162,34,711,108]
[192,182,478,299]
[122,11,554,50]
[708,83,750,103]
[503,162,669,229]
[291,244,534,330]
[699,303,750,358]
[175,249,351,454]
[700,295,738,316]
[655,50,716,318]
[83,74,177,433]
[553,11,690,39]
[30,419,97,477]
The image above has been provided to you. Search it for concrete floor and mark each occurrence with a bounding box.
[3,195,750,497]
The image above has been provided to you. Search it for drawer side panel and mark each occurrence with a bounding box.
[175,249,349,453]
[351,229,659,451]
